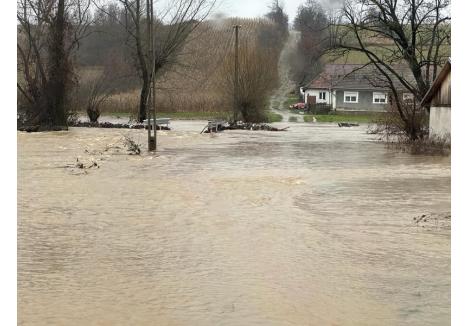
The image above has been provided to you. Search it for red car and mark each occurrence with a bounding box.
[290,102,306,110]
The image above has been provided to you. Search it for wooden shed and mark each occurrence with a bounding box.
[421,59,451,139]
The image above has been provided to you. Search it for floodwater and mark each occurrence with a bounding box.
[18,121,451,326]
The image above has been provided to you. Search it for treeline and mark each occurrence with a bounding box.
[17,0,289,127]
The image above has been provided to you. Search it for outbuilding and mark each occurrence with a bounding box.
[421,59,451,139]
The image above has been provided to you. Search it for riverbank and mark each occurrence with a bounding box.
[77,111,284,123]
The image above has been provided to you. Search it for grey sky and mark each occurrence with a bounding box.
[214,0,305,19]
[213,0,343,20]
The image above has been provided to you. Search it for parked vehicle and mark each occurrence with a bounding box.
[289,102,306,110]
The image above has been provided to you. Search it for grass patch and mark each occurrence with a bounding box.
[304,113,378,123]
[282,95,300,110]
[288,116,298,122]
[265,112,283,123]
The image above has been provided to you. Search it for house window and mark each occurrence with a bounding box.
[344,91,359,103]
[403,93,414,102]
[373,92,388,104]
[319,92,326,100]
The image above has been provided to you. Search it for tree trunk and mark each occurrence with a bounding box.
[139,73,149,122]
[46,0,68,126]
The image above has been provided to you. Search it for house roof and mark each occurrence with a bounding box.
[421,59,451,106]
[304,64,414,91]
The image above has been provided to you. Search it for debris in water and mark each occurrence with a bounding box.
[70,121,170,130]
[414,213,451,230]
[201,121,289,133]
[123,136,141,155]
[338,123,360,128]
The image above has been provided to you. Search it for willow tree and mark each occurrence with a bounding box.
[219,19,282,123]
[17,0,92,128]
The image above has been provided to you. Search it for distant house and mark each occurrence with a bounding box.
[421,59,451,139]
[303,64,413,113]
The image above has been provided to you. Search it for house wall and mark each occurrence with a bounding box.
[431,71,451,107]
[304,89,331,104]
[335,90,388,112]
[332,90,336,110]
[429,106,451,139]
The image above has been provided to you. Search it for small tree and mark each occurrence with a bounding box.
[84,71,113,123]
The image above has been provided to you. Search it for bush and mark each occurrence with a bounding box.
[306,104,332,115]
[386,135,450,156]
[266,112,283,123]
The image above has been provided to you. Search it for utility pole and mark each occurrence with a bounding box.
[150,0,156,150]
[146,0,156,151]
[233,25,241,123]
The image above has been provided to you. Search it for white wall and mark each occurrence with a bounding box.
[429,107,451,139]
[304,89,331,104]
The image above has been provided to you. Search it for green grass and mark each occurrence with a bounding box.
[288,116,298,122]
[303,113,379,123]
[282,95,301,110]
[265,112,283,123]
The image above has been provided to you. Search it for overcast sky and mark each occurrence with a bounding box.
[214,0,305,19]
[213,0,343,20]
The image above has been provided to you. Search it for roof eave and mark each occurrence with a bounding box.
[421,60,451,106]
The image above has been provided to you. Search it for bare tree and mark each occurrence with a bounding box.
[17,0,93,128]
[329,0,450,140]
[99,0,216,122]
[265,0,289,41]
[292,0,329,86]
[84,68,117,123]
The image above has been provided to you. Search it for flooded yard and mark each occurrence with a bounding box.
[18,121,450,325]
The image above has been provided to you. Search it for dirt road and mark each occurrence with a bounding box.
[269,31,304,122]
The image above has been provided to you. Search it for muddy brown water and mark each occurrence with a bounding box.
[18,121,450,325]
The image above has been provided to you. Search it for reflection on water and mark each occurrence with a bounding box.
[18,122,450,325]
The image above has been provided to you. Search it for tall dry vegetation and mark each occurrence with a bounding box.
[74,14,287,122]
